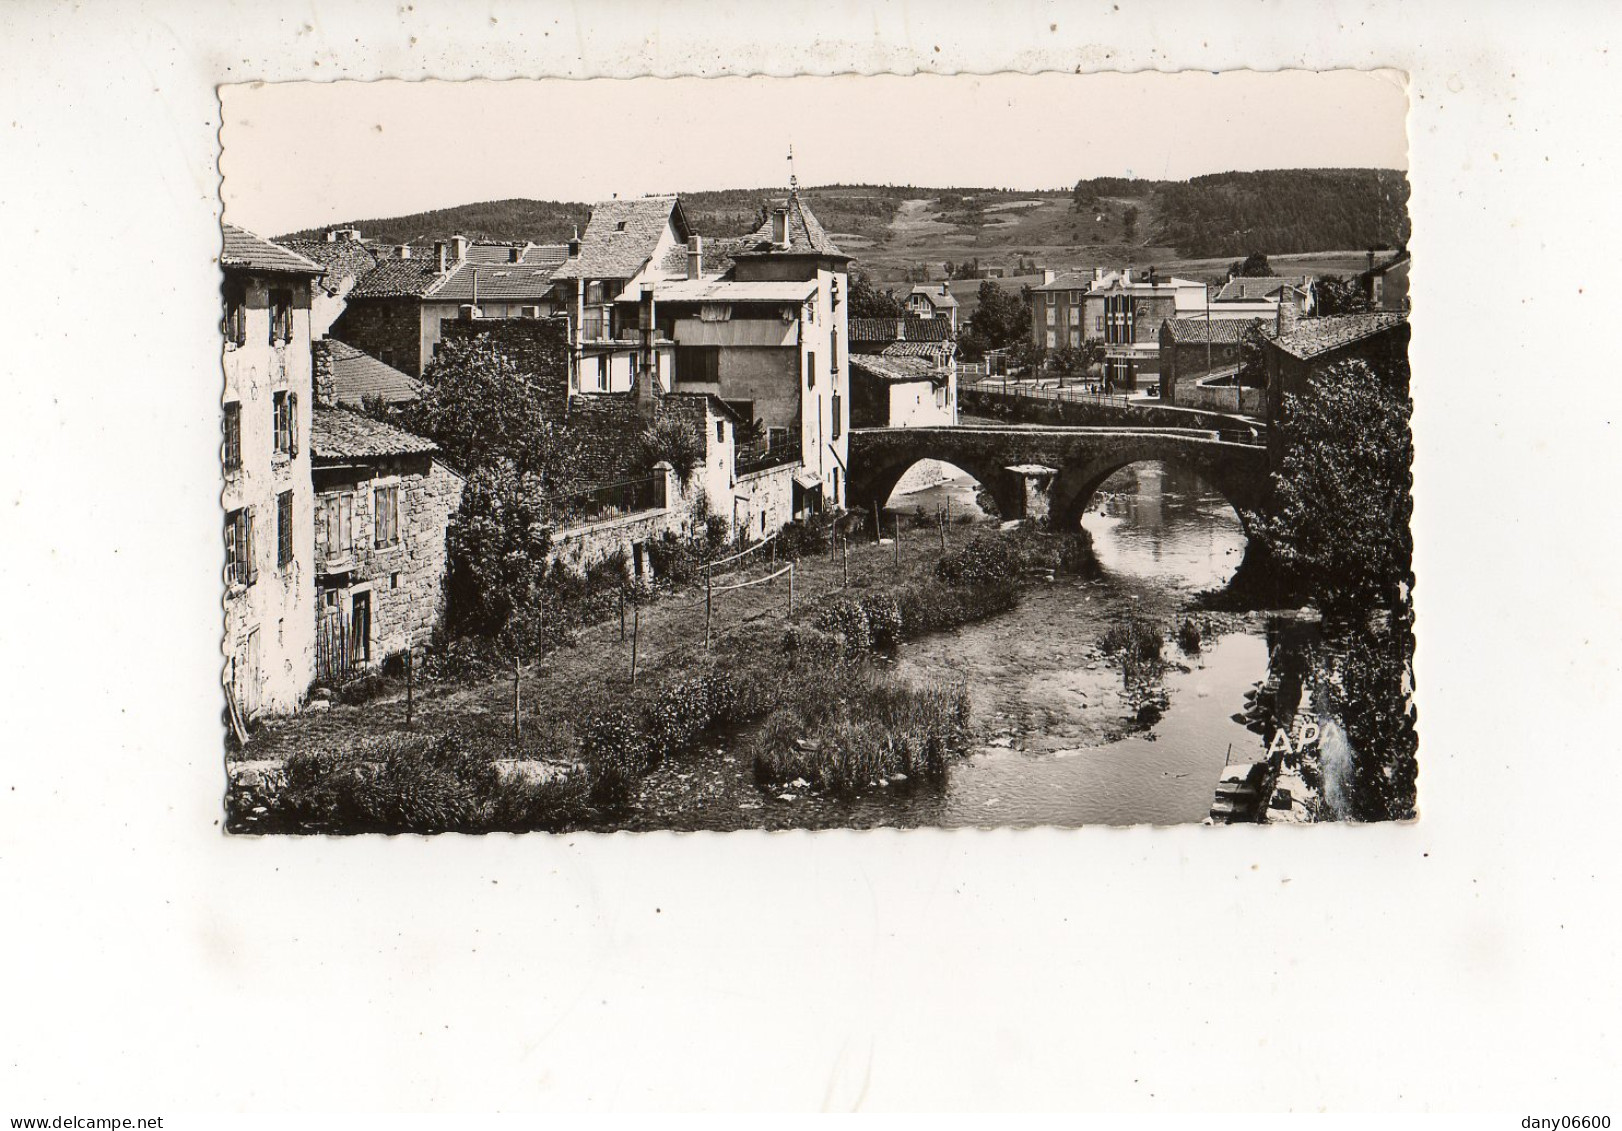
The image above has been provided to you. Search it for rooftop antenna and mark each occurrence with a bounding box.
[787,143,798,193]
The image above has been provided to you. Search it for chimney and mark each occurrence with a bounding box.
[509,246,523,264]
[1367,248,1377,272]
[1042,268,1056,285]
[635,285,659,415]
[567,226,581,258]
[687,234,703,280]
[395,244,413,260]
[311,339,336,407]
[896,317,906,342]
[771,205,789,247]
[326,228,359,243]
[940,283,949,296]
[1093,266,1103,282]
[435,241,448,273]
[1123,265,1133,284]
[453,235,469,263]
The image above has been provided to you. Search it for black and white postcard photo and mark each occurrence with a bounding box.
[220,73,1415,833]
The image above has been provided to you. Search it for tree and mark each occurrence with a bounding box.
[1237,321,1270,388]
[1313,273,1372,316]
[961,281,1030,357]
[1123,205,1140,242]
[1255,356,1413,611]
[1230,252,1274,278]
[400,337,583,486]
[847,268,903,319]
[444,460,571,746]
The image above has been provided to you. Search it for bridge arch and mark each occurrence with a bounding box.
[1046,450,1268,536]
[847,448,1026,522]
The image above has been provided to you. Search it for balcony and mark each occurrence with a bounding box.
[735,439,802,477]
[553,475,663,527]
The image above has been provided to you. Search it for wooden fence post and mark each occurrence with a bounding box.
[841,535,849,588]
[938,510,947,553]
[405,646,414,727]
[619,587,626,641]
[630,603,640,688]
[894,513,902,569]
[872,499,881,544]
[788,562,796,616]
[704,567,713,648]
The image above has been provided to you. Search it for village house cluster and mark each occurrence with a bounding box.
[1022,248,1410,409]
[221,188,961,720]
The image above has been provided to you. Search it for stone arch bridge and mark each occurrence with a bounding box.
[846,425,1271,535]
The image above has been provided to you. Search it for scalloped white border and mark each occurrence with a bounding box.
[5,0,1616,1115]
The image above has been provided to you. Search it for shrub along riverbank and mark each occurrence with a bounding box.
[228,520,1098,834]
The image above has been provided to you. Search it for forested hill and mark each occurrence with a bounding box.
[278,169,1409,261]
[1144,168,1410,258]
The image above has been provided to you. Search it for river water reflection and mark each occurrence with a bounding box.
[882,461,1272,826]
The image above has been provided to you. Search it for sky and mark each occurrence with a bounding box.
[220,70,1409,237]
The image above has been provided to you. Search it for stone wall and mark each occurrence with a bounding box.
[1179,377,1266,416]
[1161,339,1243,406]
[312,454,465,663]
[331,299,425,377]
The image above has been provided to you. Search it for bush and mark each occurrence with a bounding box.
[859,592,904,650]
[750,678,971,797]
[704,515,731,552]
[776,515,834,560]
[1098,619,1165,665]
[937,534,1020,587]
[641,417,704,487]
[331,670,393,706]
[812,597,872,656]
[578,710,651,812]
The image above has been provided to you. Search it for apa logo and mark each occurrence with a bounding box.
[1268,721,1320,757]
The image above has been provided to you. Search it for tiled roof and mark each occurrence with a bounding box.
[1032,269,1201,294]
[880,341,953,363]
[311,406,438,461]
[322,340,423,407]
[274,237,379,290]
[1162,317,1267,345]
[1216,276,1303,302]
[348,256,446,299]
[433,245,569,303]
[850,355,940,384]
[848,315,954,343]
[552,196,689,281]
[221,224,322,275]
[1271,312,1409,361]
[733,191,847,259]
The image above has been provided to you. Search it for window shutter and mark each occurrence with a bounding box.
[289,393,299,457]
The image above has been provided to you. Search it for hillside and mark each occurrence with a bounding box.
[279,168,1407,283]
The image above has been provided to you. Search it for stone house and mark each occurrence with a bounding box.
[904,284,959,331]
[1261,310,1411,466]
[308,407,465,679]
[1158,317,1268,409]
[220,224,323,718]
[652,189,853,514]
[1359,249,1411,311]
[275,228,379,340]
[331,237,569,377]
[551,196,693,396]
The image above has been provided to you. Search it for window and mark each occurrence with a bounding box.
[1045,291,1056,305]
[831,393,842,440]
[675,345,720,383]
[276,490,294,568]
[806,351,816,390]
[374,484,400,548]
[315,492,354,562]
[1046,330,1057,349]
[1070,290,1082,305]
[272,391,298,457]
[830,329,838,373]
[615,221,627,231]
[222,280,247,347]
[1069,328,1081,348]
[767,427,790,449]
[225,507,255,587]
[1046,307,1055,327]
[222,402,242,471]
[268,287,293,345]
[716,419,725,442]
[596,355,608,391]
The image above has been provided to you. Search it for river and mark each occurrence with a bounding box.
[614,461,1297,831]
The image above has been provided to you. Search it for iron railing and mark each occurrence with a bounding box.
[554,474,663,525]
[735,439,803,477]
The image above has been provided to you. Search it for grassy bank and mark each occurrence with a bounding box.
[230,519,1093,834]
